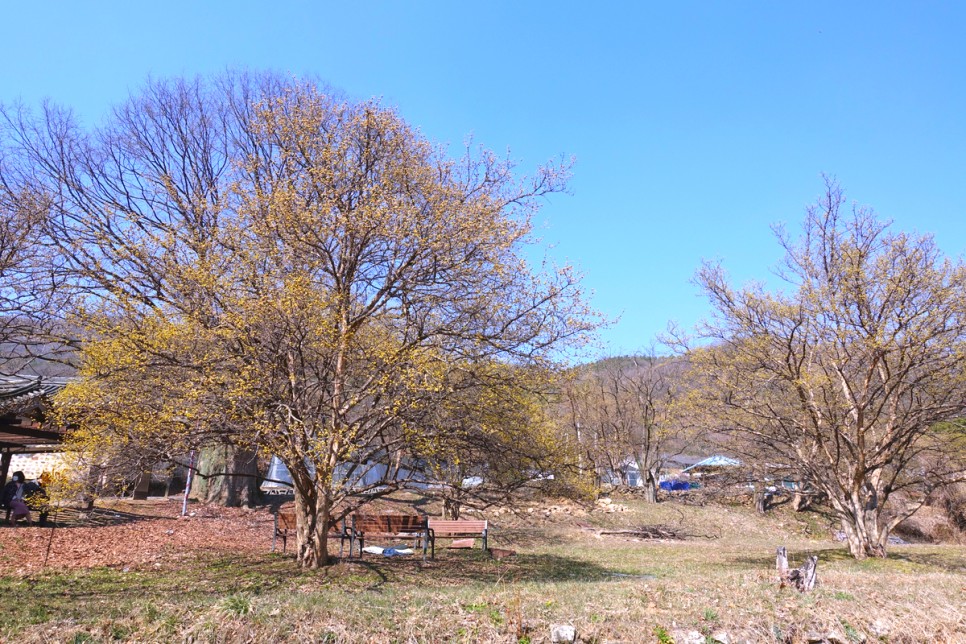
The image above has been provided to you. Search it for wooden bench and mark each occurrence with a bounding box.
[350,513,430,561]
[427,519,488,558]
[272,505,350,558]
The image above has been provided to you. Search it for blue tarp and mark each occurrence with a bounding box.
[659,479,693,491]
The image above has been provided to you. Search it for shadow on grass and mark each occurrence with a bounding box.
[883,550,966,573]
[728,544,966,574]
[341,548,639,588]
[0,553,305,604]
[0,549,650,632]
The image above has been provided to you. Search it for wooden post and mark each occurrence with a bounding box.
[0,450,11,486]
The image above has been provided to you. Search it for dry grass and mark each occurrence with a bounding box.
[0,495,963,643]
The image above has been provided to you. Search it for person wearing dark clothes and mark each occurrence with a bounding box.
[1,471,31,525]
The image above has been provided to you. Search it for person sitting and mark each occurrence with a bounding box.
[1,471,32,526]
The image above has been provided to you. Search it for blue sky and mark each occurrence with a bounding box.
[3,2,965,357]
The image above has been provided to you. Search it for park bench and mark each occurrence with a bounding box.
[272,505,350,558]
[427,518,488,558]
[350,513,430,561]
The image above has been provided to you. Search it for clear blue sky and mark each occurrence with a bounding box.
[3,2,965,357]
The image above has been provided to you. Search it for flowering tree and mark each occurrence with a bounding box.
[687,182,966,558]
[2,73,596,567]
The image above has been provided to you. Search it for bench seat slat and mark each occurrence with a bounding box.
[427,518,489,555]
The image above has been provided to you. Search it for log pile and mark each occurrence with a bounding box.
[598,525,684,540]
[586,521,719,540]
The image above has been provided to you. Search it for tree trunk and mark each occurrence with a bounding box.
[840,487,888,558]
[755,485,770,514]
[443,496,462,520]
[293,486,333,568]
[642,468,658,504]
[226,447,260,507]
[837,479,891,558]
[841,514,888,559]
[194,444,260,507]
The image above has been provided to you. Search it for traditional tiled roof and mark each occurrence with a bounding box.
[0,374,71,408]
[0,374,73,452]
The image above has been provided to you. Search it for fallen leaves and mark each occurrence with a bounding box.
[0,498,274,574]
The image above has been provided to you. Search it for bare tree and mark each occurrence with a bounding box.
[685,180,966,558]
[0,165,72,372]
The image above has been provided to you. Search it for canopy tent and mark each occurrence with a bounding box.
[681,455,741,473]
[260,455,437,495]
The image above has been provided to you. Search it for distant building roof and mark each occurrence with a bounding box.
[662,453,705,468]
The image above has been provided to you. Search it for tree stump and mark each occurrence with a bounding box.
[776,546,817,592]
[776,546,789,577]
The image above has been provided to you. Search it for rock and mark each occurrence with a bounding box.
[825,630,851,644]
[550,624,576,643]
[805,633,825,643]
[670,629,705,644]
[488,547,516,560]
[869,619,891,637]
[711,631,732,644]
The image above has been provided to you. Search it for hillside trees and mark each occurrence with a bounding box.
[1,72,596,567]
[561,356,695,502]
[685,182,966,558]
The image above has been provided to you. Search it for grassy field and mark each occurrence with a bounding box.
[0,496,963,643]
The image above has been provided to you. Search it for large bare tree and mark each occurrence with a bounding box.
[686,181,966,558]
[0,161,71,372]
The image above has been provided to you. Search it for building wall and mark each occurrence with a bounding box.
[9,452,67,481]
